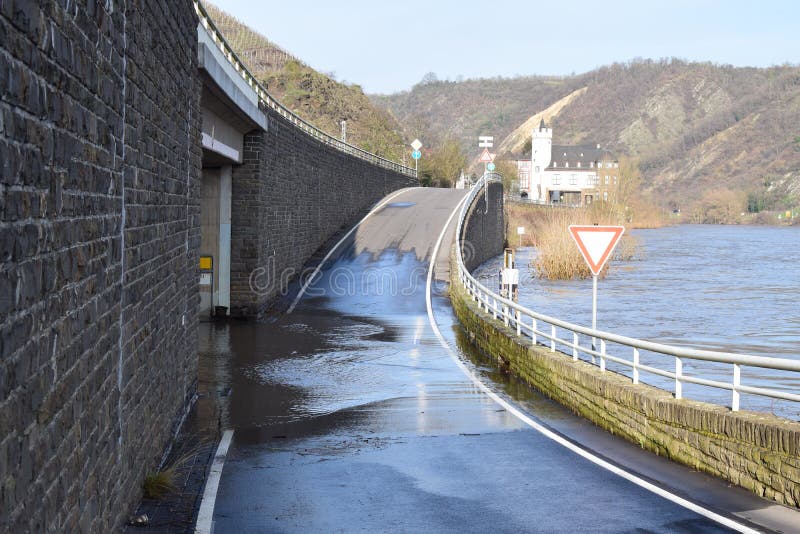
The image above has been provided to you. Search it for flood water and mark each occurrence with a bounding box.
[475,224,800,419]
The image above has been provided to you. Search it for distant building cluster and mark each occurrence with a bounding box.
[513,120,618,205]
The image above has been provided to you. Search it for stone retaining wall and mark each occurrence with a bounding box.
[228,108,417,316]
[1,1,200,531]
[449,265,800,508]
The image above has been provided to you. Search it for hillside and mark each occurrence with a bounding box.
[373,60,800,211]
[204,4,406,161]
[371,75,584,154]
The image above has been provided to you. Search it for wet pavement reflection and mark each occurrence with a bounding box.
[200,249,526,448]
[200,189,750,532]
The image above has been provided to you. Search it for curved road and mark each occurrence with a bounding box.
[200,188,797,533]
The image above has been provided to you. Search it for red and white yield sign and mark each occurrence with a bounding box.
[568,225,625,276]
[478,148,493,163]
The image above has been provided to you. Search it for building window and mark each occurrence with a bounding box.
[613,176,617,184]
[577,162,581,168]
[565,162,569,168]
[552,174,561,185]
[603,191,609,201]
[569,174,577,185]
[535,166,540,173]
[605,175,610,185]
[552,162,557,168]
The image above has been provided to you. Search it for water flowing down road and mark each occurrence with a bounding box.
[198,188,798,533]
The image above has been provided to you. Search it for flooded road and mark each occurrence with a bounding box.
[199,191,786,532]
[475,224,800,418]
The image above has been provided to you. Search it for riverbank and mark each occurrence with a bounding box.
[450,257,800,509]
[505,202,644,279]
[475,224,800,419]
[670,208,799,226]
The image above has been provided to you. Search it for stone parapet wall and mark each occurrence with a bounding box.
[449,270,800,508]
[460,181,505,272]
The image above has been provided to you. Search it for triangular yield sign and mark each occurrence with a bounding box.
[568,225,625,276]
[479,148,493,163]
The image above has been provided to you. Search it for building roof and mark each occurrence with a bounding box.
[546,144,615,171]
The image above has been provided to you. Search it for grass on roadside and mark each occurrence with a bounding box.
[142,440,211,500]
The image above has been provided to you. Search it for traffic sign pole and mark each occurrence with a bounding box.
[592,274,597,353]
[410,140,423,177]
[567,225,626,356]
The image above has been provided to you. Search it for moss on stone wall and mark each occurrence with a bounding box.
[449,257,800,508]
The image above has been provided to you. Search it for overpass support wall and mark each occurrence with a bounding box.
[450,262,800,508]
[229,109,417,316]
[0,1,200,531]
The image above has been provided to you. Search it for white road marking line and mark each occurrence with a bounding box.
[424,201,760,534]
[195,429,234,534]
[287,188,414,313]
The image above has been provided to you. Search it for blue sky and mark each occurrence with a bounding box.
[209,0,800,94]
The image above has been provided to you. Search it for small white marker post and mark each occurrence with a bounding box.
[517,226,525,247]
[568,225,625,355]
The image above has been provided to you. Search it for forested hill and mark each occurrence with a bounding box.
[372,60,800,210]
[204,4,406,161]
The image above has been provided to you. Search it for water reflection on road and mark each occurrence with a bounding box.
[199,245,735,532]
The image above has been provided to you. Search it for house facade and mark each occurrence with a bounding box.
[516,120,619,205]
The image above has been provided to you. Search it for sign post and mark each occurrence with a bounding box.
[478,135,493,175]
[411,139,422,175]
[568,225,625,355]
[517,226,524,247]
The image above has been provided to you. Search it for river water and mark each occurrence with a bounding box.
[474,224,800,419]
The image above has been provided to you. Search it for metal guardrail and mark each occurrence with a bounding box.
[194,2,416,178]
[456,176,800,412]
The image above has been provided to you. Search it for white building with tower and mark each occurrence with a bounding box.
[516,120,618,206]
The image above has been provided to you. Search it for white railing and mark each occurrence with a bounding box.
[456,176,800,412]
[194,2,416,178]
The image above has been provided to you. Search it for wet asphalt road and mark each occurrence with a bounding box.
[200,188,786,533]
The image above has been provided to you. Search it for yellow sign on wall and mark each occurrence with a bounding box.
[199,256,213,270]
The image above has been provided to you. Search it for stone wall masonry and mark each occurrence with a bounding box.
[460,181,505,272]
[449,267,800,508]
[229,106,417,316]
[1,1,200,531]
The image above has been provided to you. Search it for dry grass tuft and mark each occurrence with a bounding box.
[142,440,211,500]
[143,470,176,499]
[506,203,643,280]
